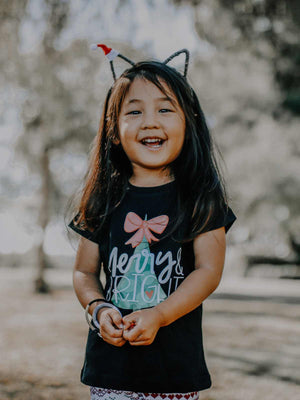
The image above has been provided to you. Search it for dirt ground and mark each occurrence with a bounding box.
[0,266,299,400]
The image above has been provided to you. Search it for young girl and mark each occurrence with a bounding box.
[68,45,237,400]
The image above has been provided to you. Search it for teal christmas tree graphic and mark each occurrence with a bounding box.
[111,212,169,310]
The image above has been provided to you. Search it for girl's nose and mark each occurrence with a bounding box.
[141,111,160,129]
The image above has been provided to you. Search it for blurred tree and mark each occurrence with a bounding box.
[1,0,100,292]
[18,1,103,293]
[172,0,300,115]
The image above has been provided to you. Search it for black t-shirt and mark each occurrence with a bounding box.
[69,181,237,393]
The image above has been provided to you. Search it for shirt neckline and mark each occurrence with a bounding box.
[127,180,176,194]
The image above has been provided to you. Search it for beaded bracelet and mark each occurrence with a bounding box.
[84,298,107,333]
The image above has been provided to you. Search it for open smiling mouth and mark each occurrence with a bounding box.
[141,137,165,149]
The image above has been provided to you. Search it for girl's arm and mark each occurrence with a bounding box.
[122,226,226,345]
[155,226,226,326]
[73,237,126,347]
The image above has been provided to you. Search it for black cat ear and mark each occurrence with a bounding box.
[163,49,190,78]
[91,43,135,81]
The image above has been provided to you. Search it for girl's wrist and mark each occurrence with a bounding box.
[96,306,111,320]
[89,299,106,316]
[153,305,168,327]
[85,298,107,333]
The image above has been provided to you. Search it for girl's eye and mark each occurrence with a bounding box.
[128,110,141,115]
[127,109,173,115]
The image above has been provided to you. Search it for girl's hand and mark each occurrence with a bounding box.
[98,308,126,347]
[122,307,163,346]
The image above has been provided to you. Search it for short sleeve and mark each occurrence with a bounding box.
[208,205,237,234]
[68,218,99,244]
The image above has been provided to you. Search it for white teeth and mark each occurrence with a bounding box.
[142,138,163,144]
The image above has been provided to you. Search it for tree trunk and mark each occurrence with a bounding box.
[35,147,51,293]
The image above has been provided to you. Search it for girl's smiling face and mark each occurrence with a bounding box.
[117,78,185,183]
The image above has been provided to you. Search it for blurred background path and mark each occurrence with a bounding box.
[0,266,299,400]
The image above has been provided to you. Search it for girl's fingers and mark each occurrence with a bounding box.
[122,315,139,340]
[100,324,126,346]
[100,311,123,338]
[122,315,137,330]
[125,328,153,344]
[109,337,127,347]
[129,340,151,346]
[122,324,143,342]
[102,320,123,338]
[110,311,124,330]
[102,333,126,347]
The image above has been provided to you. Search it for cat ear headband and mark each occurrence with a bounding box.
[90,43,190,81]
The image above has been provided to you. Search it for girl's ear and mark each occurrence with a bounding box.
[112,137,121,145]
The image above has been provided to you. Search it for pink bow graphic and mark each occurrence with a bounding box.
[124,212,169,248]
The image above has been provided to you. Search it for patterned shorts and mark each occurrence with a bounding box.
[90,387,199,400]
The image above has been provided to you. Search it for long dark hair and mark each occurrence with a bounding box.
[69,60,229,242]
